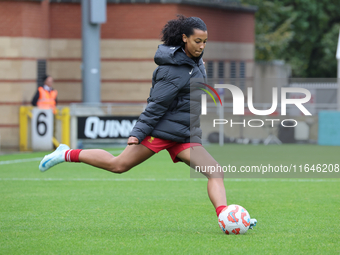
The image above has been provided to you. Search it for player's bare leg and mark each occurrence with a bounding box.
[79,144,155,173]
[177,146,257,228]
[176,146,227,209]
[39,137,155,173]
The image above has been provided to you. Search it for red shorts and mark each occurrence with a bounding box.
[140,136,202,163]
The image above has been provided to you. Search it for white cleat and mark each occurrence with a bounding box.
[39,144,70,172]
[249,218,257,230]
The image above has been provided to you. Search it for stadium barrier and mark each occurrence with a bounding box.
[69,103,146,149]
[19,106,70,151]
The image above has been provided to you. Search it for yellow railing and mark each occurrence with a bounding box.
[19,106,33,151]
[19,106,70,151]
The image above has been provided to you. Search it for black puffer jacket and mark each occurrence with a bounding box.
[129,44,206,144]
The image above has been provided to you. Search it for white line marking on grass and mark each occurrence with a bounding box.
[0,157,42,165]
[0,178,205,181]
[0,178,339,182]
[226,178,340,182]
[0,150,123,166]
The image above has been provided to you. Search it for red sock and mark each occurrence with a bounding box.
[65,149,82,162]
[216,205,227,217]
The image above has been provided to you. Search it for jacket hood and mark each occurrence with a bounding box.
[154,44,203,67]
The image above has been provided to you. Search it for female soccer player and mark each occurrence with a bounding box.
[39,15,256,229]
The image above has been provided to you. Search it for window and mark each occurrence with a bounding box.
[230,61,236,78]
[207,61,214,79]
[240,62,245,78]
[239,61,245,90]
[218,61,224,79]
[37,59,47,87]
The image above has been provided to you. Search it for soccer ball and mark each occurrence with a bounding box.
[218,204,251,235]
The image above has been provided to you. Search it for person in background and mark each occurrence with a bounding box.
[31,75,58,114]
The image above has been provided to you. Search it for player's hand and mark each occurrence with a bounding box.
[127,136,139,145]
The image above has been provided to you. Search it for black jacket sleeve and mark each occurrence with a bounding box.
[31,90,39,106]
[129,66,183,143]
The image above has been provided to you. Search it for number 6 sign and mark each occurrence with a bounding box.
[31,108,54,151]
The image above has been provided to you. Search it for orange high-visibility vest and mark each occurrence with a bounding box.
[37,87,58,114]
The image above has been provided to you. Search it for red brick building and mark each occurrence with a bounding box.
[0,0,256,149]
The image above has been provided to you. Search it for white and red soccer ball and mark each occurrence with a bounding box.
[218,204,251,235]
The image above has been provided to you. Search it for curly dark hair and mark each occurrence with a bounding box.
[161,15,207,47]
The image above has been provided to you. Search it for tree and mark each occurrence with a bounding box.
[241,0,340,77]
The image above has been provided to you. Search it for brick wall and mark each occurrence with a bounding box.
[0,1,49,38]
[50,3,81,39]
[102,4,178,39]
[49,3,254,42]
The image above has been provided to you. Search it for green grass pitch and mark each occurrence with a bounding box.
[0,144,339,254]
